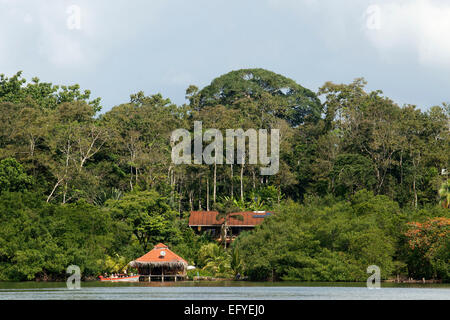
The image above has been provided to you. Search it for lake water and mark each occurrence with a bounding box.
[0,281,449,300]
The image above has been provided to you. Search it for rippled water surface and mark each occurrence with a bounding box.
[0,281,449,300]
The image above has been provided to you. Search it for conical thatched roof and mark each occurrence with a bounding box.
[129,243,188,270]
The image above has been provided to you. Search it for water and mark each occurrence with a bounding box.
[0,281,449,300]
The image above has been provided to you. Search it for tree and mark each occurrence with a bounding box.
[0,71,101,112]
[0,158,32,193]
[237,192,402,281]
[45,102,108,203]
[0,192,121,281]
[194,68,322,126]
[319,79,404,196]
[212,199,242,249]
[107,190,180,251]
[1,69,449,282]
[404,217,450,280]
[197,243,232,278]
[439,181,450,209]
[330,154,376,197]
[101,93,185,192]
[230,244,244,278]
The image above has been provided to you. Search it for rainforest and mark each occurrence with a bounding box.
[0,68,448,282]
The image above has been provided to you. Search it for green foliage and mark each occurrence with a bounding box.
[0,158,33,193]
[0,71,101,112]
[195,68,322,126]
[220,186,279,211]
[106,190,180,251]
[99,254,128,274]
[230,245,244,277]
[439,181,450,208]
[187,268,215,278]
[170,219,212,266]
[197,243,232,278]
[404,217,450,281]
[0,192,119,281]
[236,191,406,281]
[93,188,123,206]
[0,70,448,282]
[331,154,376,197]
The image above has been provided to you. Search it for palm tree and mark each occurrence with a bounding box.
[230,245,243,278]
[213,199,243,248]
[439,181,450,208]
[200,244,232,277]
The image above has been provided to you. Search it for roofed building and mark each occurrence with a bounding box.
[188,211,272,242]
[129,243,188,282]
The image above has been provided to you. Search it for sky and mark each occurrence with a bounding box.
[1,0,449,113]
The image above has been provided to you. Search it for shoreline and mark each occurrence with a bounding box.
[1,278,446,284]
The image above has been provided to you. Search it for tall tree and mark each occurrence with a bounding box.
[194,68,322,127]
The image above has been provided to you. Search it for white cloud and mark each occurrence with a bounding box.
[0,0,448,110]
[365,0,450,68]
[0,1,96,69]
[0,0,167,70]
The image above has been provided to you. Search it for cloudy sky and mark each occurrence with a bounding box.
[1,0,449,112]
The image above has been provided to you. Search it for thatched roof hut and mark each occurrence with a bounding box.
[129,243,188,276]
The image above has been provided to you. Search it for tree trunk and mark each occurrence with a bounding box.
[230,164,234,198]
[63,182,68,204]
[278,183,281,204]
[252,169,256,189]
[47,178,63,203]
[206,177,210,211]
[178,191,182,217]
[130,165,134,191]
[400,151,403,185]
[136,167,139,186]
[223,222,228,249]
[413,174,418,208]
[213,161,217,204]
[198,176,202,210]
[240,164,244,202]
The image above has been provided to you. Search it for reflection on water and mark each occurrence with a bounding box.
[0,281,449,300]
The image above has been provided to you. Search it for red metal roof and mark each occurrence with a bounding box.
[188,211,271,227]
[134,243,188,264]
